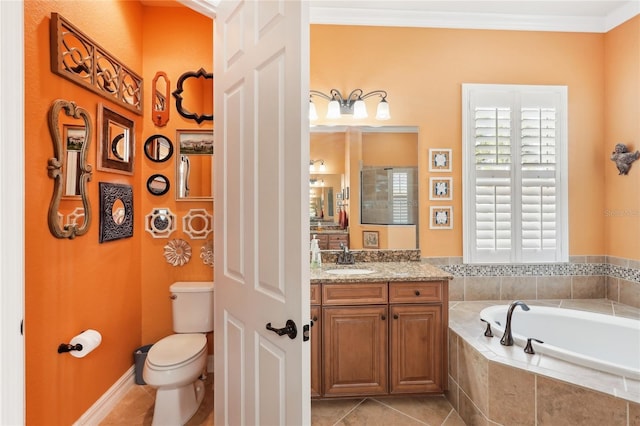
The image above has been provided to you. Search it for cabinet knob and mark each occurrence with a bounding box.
[393,314,399,320]
[381,315,386,320]
[312,316,318,322]
[414,290,421,296]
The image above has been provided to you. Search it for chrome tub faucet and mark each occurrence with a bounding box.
[500,300,530,346]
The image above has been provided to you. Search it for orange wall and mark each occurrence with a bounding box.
[140,5,214,347]
[25,1,143,424]
[25,1,213,424]
[604,16,640,261]
[311,25,607,258]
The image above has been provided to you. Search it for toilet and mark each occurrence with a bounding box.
[143,281,214,426]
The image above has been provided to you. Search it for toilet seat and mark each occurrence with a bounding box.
[146,333,207,370]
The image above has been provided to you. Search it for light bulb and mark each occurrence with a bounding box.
[319,161,326,172]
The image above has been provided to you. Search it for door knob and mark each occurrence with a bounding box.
[265,319,298,339]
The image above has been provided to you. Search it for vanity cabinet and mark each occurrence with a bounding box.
[311,280,447,398]
[389,282,446,394]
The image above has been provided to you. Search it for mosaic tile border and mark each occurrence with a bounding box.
[426,256,640,284]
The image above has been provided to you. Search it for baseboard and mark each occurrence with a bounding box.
[73,366,135,426]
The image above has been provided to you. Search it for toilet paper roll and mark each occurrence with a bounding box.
[69,329,102,358]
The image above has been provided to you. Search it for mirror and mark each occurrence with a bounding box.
[144,134,174,162]
[97,104,135,175]
[145,207,177,239]
[310,126,419,250]
[47,99,92,239]
[172,68,213,124]
[152,71,170,126]
[99,182,134,243]
[176,130,214,200]
[147,174,170,196]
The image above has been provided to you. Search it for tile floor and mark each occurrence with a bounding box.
[100,374,466,425]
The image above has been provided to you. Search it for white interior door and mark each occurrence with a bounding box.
[213,1,310,425]
[0,1,25,424]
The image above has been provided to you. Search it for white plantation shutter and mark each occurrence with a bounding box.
[463,85,568,263]
[391,171,409,223]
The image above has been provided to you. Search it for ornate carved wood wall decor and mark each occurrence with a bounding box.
[47,99,93,239]
[50,13,143,115]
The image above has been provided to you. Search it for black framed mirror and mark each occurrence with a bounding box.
[147,174,170,196]
[172,68,213,124]
[144,134,174,162]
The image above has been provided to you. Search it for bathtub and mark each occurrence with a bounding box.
[480,304,640,380]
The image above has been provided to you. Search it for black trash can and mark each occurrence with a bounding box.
[133,344,153,385]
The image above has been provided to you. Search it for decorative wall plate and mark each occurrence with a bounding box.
[145,208,176,238]
[163,239,192,266]
[183,208,213,239]
[200,240,214,266]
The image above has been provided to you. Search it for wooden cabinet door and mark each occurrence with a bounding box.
[389,304,443,394]
[322,306,388,396]
[310,306,322,397]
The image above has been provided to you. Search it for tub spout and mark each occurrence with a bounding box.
[500,300,530,346]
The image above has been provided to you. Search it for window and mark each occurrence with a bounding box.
[462,84,568,264]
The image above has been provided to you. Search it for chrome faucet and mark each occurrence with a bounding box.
[500,300,530,346]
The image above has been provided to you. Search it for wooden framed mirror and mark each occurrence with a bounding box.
[172,68,213,124]
[47,99,93,239]
[97,104,135,175]
[152,71,170,127]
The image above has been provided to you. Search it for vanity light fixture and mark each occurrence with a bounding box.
[309,159,326,172]
[309,89,390,121]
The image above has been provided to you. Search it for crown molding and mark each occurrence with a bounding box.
[310,3,640,33]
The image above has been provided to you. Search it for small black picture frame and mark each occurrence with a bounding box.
[99,182,134,243]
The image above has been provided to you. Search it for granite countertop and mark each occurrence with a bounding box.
[310,261,452,283]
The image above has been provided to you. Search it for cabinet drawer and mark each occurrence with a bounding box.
[323,283,388,305]
[310,284,321,305]
[389,281,443,303]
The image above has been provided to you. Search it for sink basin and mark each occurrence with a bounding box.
[325,268,375,275]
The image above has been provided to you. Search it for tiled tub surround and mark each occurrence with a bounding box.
[447,300,640,426]
[429,256,640,308]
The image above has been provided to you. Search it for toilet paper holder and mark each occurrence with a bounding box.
[57,343,83,354]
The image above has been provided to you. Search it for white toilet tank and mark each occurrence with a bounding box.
[170,281,214,333]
